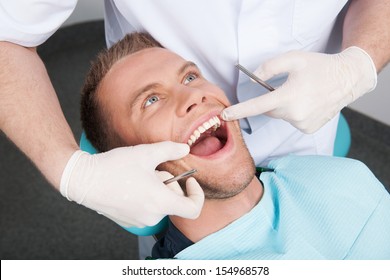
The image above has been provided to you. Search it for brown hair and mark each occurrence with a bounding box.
[80,32,163,152]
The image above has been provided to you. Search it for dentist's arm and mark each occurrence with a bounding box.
[342,0,390,71]
[0,42,76,187]
[222,0,390,134]
[0,42,204,228]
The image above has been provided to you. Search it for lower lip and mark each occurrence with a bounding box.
[190,122,233,161]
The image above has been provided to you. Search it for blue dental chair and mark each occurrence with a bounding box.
[333,113,351,157]
[79,113,351,236]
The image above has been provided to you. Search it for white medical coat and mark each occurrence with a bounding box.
[0,0,349,165]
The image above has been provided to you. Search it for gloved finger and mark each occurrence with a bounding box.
[221,91,282,121]
[102,206,169,229]
[253,51,304,81]
[156,170,184,196]
[166,177,204,219]
[292,112,333,134]
[166,182,185,196]
[137,141,190,168]
[155,170,174,182]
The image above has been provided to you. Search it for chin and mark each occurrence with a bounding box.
[197,158,256,200]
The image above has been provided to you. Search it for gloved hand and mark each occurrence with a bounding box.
[60,141,204,228]
[222,47,377,133]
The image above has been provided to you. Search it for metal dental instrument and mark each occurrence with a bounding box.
[236,63,275,92]
[163,169,197,185]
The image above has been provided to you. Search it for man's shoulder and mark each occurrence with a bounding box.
[269,155,372,177]
[266,155,385,197]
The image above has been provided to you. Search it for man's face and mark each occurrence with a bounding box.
[99,47,255,199]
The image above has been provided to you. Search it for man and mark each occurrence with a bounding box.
[81,32,390,259]
[1,1,389,234]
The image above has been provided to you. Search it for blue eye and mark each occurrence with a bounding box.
[144,95,160,108]
[184,73,197,84]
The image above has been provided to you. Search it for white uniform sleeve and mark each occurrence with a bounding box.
[0,0,77,47]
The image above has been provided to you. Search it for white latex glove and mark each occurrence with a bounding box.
[60,141,204,228]
[222,47,377,133]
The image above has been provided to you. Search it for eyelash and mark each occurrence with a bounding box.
[183,71,199,84]
[143,95,160,108]
[142,71,200,109]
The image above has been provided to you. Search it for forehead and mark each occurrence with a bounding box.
[105,47,187,83]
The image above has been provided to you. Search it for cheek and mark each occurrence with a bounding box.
[137,117,174,144]
[203,85,230,106]
[113,115,155,145]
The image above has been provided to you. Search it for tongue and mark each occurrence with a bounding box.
[190,136,223,156]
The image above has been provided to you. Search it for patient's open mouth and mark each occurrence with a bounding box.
[187,115,228,157]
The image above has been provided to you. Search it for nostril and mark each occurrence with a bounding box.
[186,103,197,113]
[185,96,206,113]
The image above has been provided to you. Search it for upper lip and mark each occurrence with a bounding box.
[183,108,224,145]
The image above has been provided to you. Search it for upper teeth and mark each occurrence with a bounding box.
[188,116,221,146]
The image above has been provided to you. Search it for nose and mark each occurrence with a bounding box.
[174,85,207,117]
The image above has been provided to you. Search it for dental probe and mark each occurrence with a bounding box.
[235,64,275,92]
[163,169,198,185]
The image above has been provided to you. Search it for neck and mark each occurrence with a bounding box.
[170,176,263,242]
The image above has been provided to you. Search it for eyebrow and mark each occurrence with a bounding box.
[129,61,199,110]
[130,83,161,110]
[177,61,198,76]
